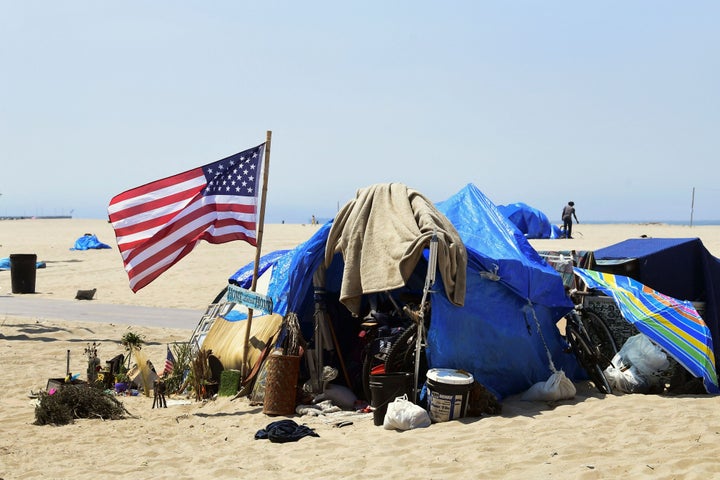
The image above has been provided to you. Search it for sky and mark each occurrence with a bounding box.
[2,1,719,224]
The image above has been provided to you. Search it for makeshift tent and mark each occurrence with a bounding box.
[497,202,563,239]
[590,238,720,372]
[574,268,719,394]
[70,234,112,250]
[218,183,577,401]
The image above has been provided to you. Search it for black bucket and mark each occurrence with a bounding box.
[369,372,414,426]
[10,254,37,294]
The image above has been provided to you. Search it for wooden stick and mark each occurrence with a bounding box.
[242,131,272,378]
[326,312,352,387]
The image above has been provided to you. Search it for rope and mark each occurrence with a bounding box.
[282,312,302,356]
[526,298,558,374]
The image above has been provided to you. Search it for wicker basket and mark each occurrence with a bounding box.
[262,354,301,415]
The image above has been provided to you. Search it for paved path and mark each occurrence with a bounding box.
[0,295,202,330]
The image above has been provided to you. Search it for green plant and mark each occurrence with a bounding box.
[115,365,129,384]
[165,342,192,394]
[120,330,145,369]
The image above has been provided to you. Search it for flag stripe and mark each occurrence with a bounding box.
[112,187,205,236]
[124,199,258,291]
[108,144,264,292]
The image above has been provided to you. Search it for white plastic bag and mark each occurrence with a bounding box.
[604,360,645,393]
[383,394,431,430]
[621,334,669,377]
[604,333,669,394]
[521,370,576,402]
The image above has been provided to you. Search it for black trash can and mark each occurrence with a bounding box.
[10,254,37,294]
[369,372,414,426]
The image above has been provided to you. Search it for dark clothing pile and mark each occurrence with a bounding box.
[254,420,319,443]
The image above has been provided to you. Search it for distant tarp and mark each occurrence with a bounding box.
[497,202,563,239]
[70,234,112,251]
[0,257,46,270]
[574,267,719,394]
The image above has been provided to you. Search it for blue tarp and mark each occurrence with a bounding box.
[228,183,577,399]
[70,234,112,251]
[0,258,46,271]
[497,202,563,239]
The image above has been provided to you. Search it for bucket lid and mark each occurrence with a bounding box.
[426,368,474,385]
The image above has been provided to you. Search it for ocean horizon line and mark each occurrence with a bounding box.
[2,216,719,227]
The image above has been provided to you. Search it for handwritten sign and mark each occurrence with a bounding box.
[227,284,273,315]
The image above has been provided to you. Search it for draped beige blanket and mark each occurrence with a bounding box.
[324,183,467,316]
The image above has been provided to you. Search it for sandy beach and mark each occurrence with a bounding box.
[2,219,720,479]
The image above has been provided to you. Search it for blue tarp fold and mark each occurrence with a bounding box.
[70,234,112,251]
[497,202,563,239]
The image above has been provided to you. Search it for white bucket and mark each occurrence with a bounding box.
[425,368,474,422]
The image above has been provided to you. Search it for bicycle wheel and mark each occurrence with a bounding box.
[384,322,418,374]
[581,309,618,369]
[566,323,613,394]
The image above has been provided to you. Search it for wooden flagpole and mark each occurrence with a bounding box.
[242,130,272,378]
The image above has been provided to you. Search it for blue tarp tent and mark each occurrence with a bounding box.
[591,237,720,372]
[497,202,563,239]
[228,183,577,399]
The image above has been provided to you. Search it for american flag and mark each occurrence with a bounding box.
[162,346,175,377]
[108,144,265,292]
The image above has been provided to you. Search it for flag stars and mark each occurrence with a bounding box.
[201,145,262,196]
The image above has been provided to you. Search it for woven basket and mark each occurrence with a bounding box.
[262,354,300,415]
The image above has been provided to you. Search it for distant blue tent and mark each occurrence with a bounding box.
[70,234,112,251]
[497,202,563,239]
[227,183,577,400]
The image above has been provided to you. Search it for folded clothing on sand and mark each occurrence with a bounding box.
[254,420,320,443]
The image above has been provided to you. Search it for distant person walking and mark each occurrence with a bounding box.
[561,201,579,238]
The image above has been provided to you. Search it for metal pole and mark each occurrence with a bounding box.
[414,230,438,402]
[690,187,695,227]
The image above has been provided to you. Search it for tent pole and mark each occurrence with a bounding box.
[242,130,272,379]
[414,230,438,402]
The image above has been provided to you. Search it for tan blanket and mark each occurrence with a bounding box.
[324,183,467,315]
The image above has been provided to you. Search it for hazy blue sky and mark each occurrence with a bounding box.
[2,2,718,223]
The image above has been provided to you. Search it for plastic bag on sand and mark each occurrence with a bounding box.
[620,334,669,376]
[521,370,576,401]
[383,394,431,430]
[604,333,669,394]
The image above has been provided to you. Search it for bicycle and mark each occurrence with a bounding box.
[358,293,414,402]
[564,288,618,394]
[357,294,430,402]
